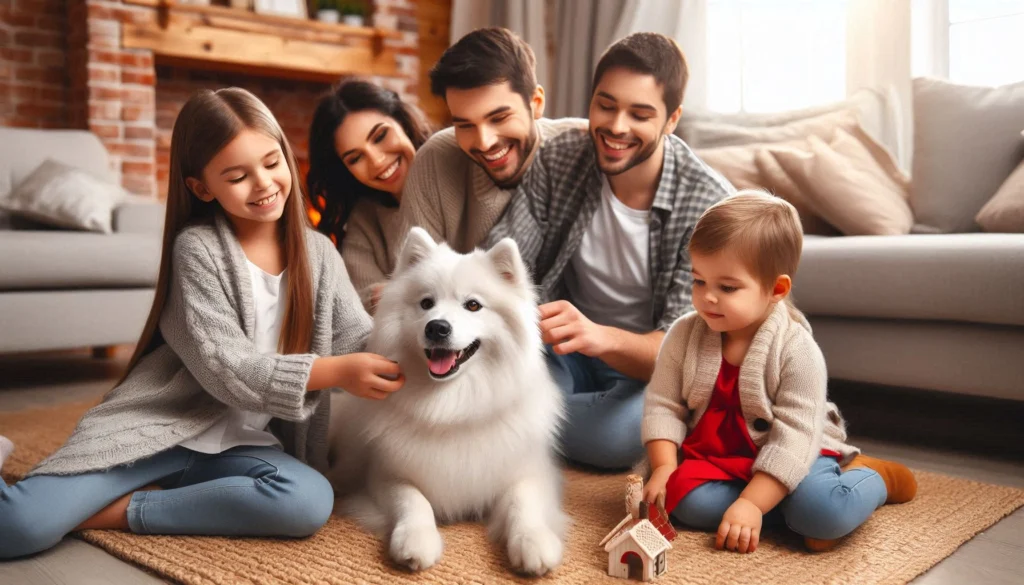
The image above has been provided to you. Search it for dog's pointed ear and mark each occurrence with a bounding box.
[486,238,528,287]
[395,227,437,274]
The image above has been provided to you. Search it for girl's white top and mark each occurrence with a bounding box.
[178,260,287,453]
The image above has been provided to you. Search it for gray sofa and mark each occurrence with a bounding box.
[797,233,1024,402]
[0,128,163,354]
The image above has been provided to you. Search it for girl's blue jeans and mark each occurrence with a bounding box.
[0,445,334,559]
[671,455,887,540]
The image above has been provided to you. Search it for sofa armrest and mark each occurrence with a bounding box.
[114,196,165,234]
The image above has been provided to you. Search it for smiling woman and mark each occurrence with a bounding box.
[306,79,433,312]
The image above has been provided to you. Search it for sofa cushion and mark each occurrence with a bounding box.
[910,77,1024,233]
[976,155,1024,233]
[0,128,114,201]
[795,234,1024,327]
[769,126,912,236]
[678,87,900,158]
[1,159,128,233]
[0,231,160,290]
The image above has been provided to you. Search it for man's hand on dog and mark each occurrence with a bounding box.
[539,300,610,357]
[337,353,405,400]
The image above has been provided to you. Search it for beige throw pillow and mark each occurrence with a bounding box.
[910,77,1024,233]
[695,145,767,191]
[770,127,913,236]
[0,159,126,233]
[975,158,1024,233]
[754,147,840,236]
[696,142,839,235]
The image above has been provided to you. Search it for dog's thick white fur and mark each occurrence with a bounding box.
[327,227,566,576]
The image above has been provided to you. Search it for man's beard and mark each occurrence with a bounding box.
[478,123,539,189]
[593,129,661,176]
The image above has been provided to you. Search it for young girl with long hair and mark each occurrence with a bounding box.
[0,88,404,559]
[307,79,432,312]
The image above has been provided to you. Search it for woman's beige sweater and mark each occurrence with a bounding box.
[340,199,404,313]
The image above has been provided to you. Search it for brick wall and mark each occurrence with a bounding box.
[0,0,70,128]
[2,0,420,200]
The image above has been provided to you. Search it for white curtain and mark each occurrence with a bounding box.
[846,0,913,168]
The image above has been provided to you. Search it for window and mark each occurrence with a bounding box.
[949,1,1024,85]
[913,0,1024,86]
[706,0,847,113]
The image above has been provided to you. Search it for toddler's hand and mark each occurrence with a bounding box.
[643,464,674,509]
[716,497,762,553]
[337,353,404,400]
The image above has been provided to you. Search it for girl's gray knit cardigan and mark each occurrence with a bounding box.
[29,213,372,477]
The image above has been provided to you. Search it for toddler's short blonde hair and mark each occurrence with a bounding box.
[688,189,803,291]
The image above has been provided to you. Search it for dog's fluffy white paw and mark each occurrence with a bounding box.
[507,525,563,576]
[389,522,443,571]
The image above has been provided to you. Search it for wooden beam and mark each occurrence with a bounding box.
[123,20,397,82]
[123,0,402,40]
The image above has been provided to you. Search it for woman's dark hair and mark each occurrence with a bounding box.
[307,79,432,244]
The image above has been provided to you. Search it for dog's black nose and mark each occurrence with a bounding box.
[425,319,452,341]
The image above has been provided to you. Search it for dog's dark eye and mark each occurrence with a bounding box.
[464,300,482,312]
[420,298,434,310]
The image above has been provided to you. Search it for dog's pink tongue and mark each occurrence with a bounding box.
[428,352,457,375]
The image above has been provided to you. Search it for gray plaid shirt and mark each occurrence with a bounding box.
[484,129,733,331]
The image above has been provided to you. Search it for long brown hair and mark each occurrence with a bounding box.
[121,88,314,382]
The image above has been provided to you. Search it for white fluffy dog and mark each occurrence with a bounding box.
[328,227,566,576]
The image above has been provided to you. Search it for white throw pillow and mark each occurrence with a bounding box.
[910,77,1024,233]
[0,159,126,233]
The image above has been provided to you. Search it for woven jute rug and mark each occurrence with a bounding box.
[2,401,1022,585]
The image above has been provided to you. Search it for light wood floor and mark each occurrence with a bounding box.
[0,349,1021,585]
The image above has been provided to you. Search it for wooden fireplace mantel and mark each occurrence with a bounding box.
[121,0,401,82]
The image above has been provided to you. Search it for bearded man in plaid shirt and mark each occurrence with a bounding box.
[485,32,733,470]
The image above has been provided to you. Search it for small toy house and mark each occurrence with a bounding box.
[603,510,672,581]
[599,475,677,581]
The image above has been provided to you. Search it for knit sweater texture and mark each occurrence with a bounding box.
[642,301,858,491]
[340,199,403,312]
[29,213,372,477]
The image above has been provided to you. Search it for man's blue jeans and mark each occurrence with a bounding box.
[545,347,647,470]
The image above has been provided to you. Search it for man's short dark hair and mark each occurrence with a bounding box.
[592,32,688,115]
[429,27,538,107]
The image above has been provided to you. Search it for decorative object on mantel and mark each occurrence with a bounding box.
[315,0,340,23]
[253,0,307,18]
[121,0,400,81]
[599,475,677,581]
[340,0,367,27]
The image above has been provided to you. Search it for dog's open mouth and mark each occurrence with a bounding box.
[424,340,481,378]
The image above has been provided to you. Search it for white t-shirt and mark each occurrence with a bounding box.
[178,259,286,454]
[564,177,654,333]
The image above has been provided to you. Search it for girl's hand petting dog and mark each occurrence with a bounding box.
[717,497,762,554]
[337,353,405,400]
